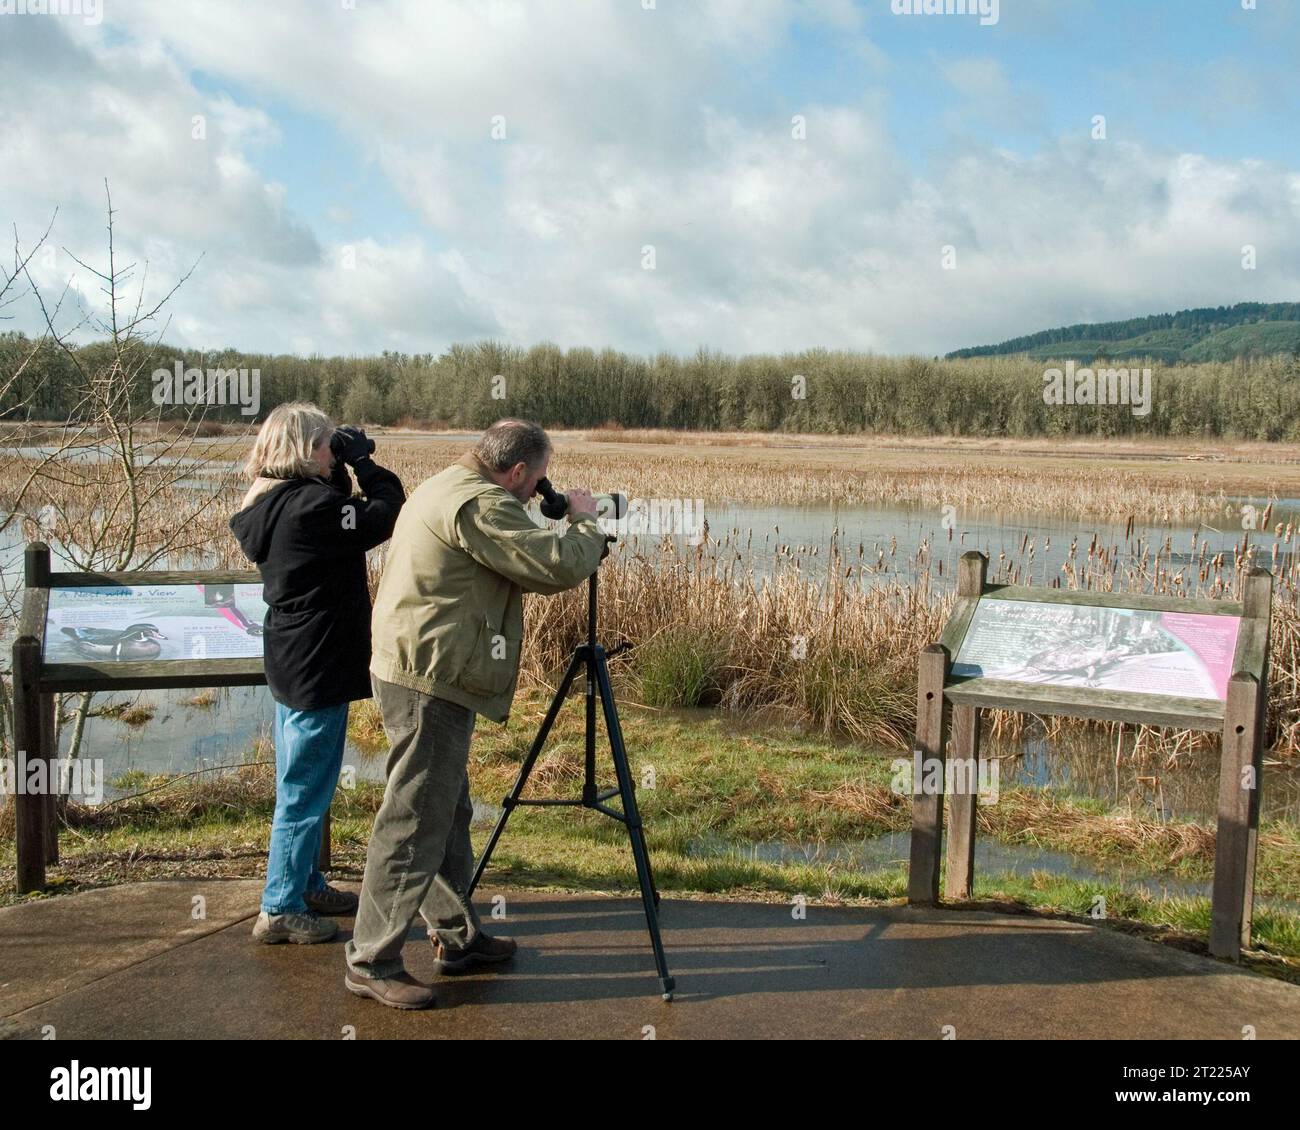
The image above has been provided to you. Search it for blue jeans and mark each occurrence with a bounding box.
[261,701,349,915]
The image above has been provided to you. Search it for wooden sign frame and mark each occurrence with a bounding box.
[10,542,332,894]
[907,550,1272,962]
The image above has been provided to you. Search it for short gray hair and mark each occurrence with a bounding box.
[473,418,551,472]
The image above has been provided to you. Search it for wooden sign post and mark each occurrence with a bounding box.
[9,542,333,894]
[908,550,1272,962]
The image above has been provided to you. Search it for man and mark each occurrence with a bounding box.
[344,418,607,1009]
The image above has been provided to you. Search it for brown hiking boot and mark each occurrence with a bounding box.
[304,884,359,916]
[432,931,517,974]
[344,967,435,1010]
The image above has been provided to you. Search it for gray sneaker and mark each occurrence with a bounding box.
[252,910,338,944]
[344,968,435,1010]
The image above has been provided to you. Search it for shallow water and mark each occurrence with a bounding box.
[2,485,1295,826]
[39,685,387,800]
[993,722,1300,824]
[685,831,1300,917]
[10,444,239,473]
[605,495,1295,593]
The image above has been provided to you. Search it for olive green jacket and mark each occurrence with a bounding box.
[369,459,607,722]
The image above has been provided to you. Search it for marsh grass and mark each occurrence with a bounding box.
[3,435,1298,759]
[96,700,156,726]
[636,624,728,707]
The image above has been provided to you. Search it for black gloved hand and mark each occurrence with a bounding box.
[600,535,615,561]
[328,458,353,493]
[331,425,375,467]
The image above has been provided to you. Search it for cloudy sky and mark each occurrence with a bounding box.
[1,0,1297,358]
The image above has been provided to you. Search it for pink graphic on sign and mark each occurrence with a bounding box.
[1159,613,1240,700]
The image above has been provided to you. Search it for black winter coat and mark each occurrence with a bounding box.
[229,458,406,711]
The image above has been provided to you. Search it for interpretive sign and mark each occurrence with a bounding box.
[7,543,338,899]
[951,599,1240,701]
[44,583,267,663]
[908,552,1272,963]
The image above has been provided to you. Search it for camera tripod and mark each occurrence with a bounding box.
[467,561,675,1001]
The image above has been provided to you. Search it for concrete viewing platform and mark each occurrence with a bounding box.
[1,880,1297,1039]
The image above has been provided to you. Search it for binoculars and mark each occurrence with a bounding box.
[330,427,376,461]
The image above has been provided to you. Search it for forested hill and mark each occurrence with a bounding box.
[947,302,1300,364]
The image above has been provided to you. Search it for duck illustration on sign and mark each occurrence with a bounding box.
[60,622,168,661]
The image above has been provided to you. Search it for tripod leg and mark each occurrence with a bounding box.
[468,648,586,896]
[594,648,675,999]
[593,651,662,903]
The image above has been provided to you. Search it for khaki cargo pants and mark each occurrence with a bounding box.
[345,674,483,979]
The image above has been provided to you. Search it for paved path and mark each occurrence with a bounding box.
[2,881,1297,1039]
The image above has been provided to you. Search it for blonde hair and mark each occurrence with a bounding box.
[238,402,334,509]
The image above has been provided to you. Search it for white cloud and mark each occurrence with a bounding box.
[0,0,1296,363]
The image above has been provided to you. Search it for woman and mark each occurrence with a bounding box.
[230,402,405,943]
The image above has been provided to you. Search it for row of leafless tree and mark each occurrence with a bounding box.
[1,183,246,765]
